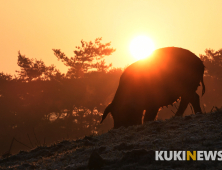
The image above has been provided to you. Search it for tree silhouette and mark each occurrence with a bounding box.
[199,48,222,112]
[0,38,120,155]
[199,48,222,79]
[53,37,116,78]
[16,51,61,81]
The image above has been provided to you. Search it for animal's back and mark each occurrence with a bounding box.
[118,47,204,106]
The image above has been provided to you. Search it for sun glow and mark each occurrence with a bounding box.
[130,35,155,60]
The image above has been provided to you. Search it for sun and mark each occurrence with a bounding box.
[130,35,155,60]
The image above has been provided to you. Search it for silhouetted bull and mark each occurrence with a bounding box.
[100,47,205,128]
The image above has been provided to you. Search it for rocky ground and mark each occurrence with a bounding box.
[1,109,222,170]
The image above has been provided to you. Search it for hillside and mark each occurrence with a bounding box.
[1,109,222,170]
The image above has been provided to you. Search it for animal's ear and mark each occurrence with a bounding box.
[100,103,112,124]
[100,112,108,124]
[100,119,104,124]
[100,113,105,123]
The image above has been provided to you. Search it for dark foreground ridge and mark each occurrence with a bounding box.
[1,109,222,169]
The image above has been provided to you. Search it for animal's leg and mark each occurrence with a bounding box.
[113,109,143,128]
[189,93,202,114]
[175,97,189,116]
[113,103,143,128]
[143,107,159,122]
[114,120,122,129]
[133,108,144,125]
[125,105,144,126]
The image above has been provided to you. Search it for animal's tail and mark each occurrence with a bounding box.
[100,103,112,124]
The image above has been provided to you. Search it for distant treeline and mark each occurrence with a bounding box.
[0,38,222,155]
[0,38,120,155]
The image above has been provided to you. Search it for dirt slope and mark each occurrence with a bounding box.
[1,109,222,170]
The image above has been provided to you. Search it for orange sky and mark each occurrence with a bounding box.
[1,0,222,75]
